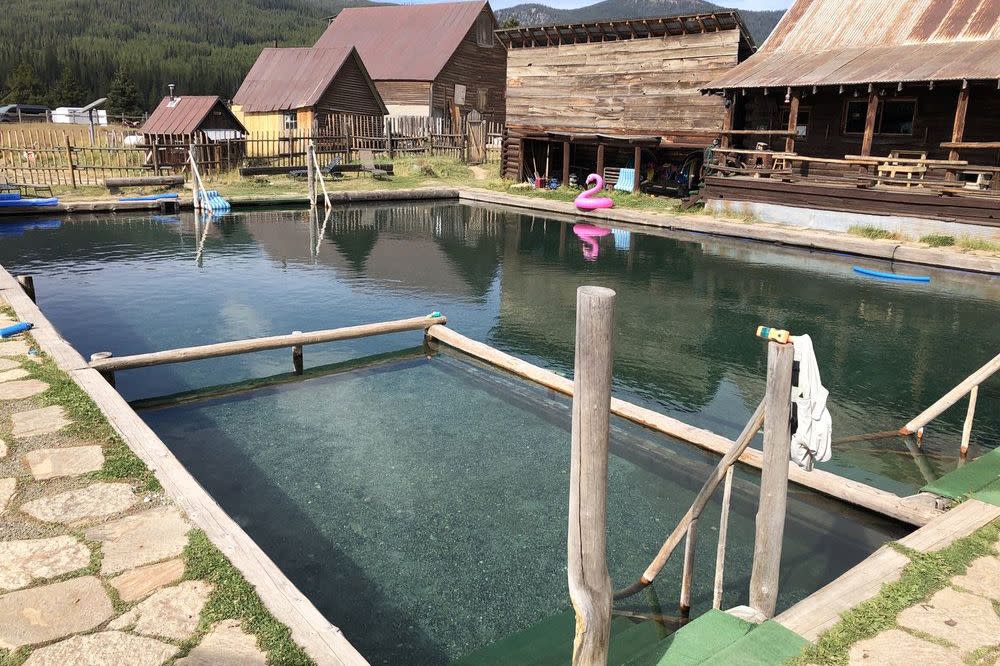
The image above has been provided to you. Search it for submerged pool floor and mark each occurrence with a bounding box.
[142,353,905,665]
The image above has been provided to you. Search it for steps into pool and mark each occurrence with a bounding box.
[455,608,808,665]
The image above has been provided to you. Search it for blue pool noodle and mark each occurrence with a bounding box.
[853,266,931,283]
[0,322,32,338]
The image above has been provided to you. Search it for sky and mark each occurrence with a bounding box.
[396,0,793,8]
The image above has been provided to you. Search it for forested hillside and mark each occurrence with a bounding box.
[0,0,784,114]
[0,0,374,111]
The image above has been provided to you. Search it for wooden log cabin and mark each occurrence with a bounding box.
[140,94,247,166]
[497,13,756,193]
[231,46,387,146]
[701,0,1000,227]
[315,1,506,122]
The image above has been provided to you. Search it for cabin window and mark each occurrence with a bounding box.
[455,84,467,106]
[283,111,298,131]
[843,99,916,136]
[475,12,495,47]
[478,89,489,111]
[779,107,811,139]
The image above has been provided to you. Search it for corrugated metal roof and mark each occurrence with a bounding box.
[706,0,1000,88]
[232,47,376,113]
[140,96,235,135]
[315,0,490,81]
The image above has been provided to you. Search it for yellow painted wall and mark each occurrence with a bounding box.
[232,106,315,157]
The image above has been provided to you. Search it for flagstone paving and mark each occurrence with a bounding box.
[0,321,282,665]
[843,543,1000,665]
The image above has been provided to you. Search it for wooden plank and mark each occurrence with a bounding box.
[785,92,800,154]
[90,316,446,372]
[960,385,979,456]
[0,266,368,666]
[860,92,879,158]
[749,341,794,619]
[712,466,735,609]
[568,286,615,666]
[948,88,970,164]
[426,323,941,526]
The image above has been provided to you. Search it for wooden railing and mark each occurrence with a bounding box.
[900,352,1000,459]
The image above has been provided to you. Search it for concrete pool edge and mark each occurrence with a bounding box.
[457,188,1000,276]
[0,266,369,666]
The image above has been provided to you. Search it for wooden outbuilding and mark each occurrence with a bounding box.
[140,95,247,167]
[232,46,387,135]
[701,0,1000,226]
[497,12,756,193]
[315,0,506,121]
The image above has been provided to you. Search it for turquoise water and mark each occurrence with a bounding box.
[1,202,997,662]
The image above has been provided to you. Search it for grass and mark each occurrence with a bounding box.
[180,530,314,665]
[920,234,956,247]
[847,225,903,241]
[790,520,1000,666]
[481,177,687,214]
[957,237,1000,253]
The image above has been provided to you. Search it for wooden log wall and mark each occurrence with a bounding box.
[502,30,742,179]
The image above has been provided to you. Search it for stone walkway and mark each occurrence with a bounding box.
[0,312,269,665]
[847,538,1000,665]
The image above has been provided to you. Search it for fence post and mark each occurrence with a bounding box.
[386,119,394,159]
[307,142,316,206]
[64,135,77,189]
[749,339,795,618]
[568,286,616,666]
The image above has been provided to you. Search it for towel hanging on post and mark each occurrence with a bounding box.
[789,334,832,470]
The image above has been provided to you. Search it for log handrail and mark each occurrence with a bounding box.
[901,352,1000,436]
[88,315,446,372]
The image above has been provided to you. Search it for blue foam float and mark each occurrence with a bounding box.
[0,197,59,208]
[853,266,931,283]
[1,322,33,338]
[119,193,180,202]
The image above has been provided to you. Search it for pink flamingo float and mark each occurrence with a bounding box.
[573,223,612,262]
[574,173,615,211]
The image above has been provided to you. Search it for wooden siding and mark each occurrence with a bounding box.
[376,81,433,109]
[315,53,386,118]
[432,7,507,121]
[505,30,739,140]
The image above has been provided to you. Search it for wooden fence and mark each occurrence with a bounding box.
[1,113,505,187]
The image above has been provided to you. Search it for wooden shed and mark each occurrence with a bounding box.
[497,12,755,193]
[701,0,1000,226]
[315,1,506,121]
[140,95,247,167]
[232,46,387,136]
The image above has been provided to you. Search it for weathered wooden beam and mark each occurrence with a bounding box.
[785,91,801,154]
[946,87,970,178]
[860,91,880,158]
[563,141,571,186]
[633,146,642,192]
[960,385,979,458]
[89,316,446,372]
[749,340,795,619]
[596,143,606,178]
[902,353,1000,435]
[568,286,616,666]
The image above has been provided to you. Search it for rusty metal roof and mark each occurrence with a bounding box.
[706,0,1000,89]
[140,96,243,135]
[232,47,385,114]
[315,0,490,81]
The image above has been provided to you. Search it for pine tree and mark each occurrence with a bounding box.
[501,18,520,29]
[2,62,44,105]
[106,67,143,116]
[50,65,87,107]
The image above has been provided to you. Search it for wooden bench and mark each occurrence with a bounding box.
[105,175,185,194]
[239,164,394,178]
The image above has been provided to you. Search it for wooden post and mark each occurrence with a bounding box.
[860,91,880,158]
[947,86,970,180]
[749,340,795,618]
[785,91,800,154]
[307,143,316,206]
[633,146,642,192]
[568,286,616,666]
[596,143,605,179]
[721,95,734,149]
[151,138,160,176]
[679,519,698,618]
[64,135,76,189]
[91,352,116,388]
[16,275,35,303]
[292,331,304,375]
[960,385,979,458]
[562,141,571,187]
[712,466,735,610]
[387,120,394,160]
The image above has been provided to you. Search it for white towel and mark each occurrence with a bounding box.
[789,335,832,470]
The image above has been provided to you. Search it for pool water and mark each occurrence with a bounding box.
[142,352,904,665]
[0,202,997,662]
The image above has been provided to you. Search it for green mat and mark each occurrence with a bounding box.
[922,447,1000,506]
[624,609,752,665]
[699,620,809,666]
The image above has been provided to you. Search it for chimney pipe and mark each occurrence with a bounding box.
[168,84,176,101]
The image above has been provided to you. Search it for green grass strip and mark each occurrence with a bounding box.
[181,530,314,665]
[790,520,1000,665]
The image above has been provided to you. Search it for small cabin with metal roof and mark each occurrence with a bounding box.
[315,0,506,121]
[496,12,756,193]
